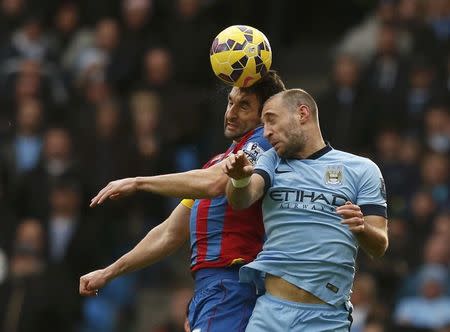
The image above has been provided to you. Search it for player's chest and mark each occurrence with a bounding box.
[271,162,357,204]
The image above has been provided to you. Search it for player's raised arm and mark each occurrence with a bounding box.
[224,150,265,210]
[79,203,190,296]
[90,162,228,207]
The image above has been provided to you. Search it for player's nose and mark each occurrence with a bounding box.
[227,104,238,118]
[264,126,272,138]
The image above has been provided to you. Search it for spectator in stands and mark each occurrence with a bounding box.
[363,320,386,332]
[0,12,56,63]
[396,0,440,63]
[15,126,82,219]
[0,0,25,40]
[351,273,379,332]
[420,151,449,207]
[394,264,450,330]
[154,286,193,332]
[424,0,450,49]
[402,57,444,134]
[45,180,101,276]
[0,98,44,203]
[336,0,400,63]
[0,218,78,332]
[360,22,408,130]
[319,53,370,152]
[112,0,162,92]
[72,18,120,87]
[423,104,449,154]
[128,90,170,224]
[51,2,82,62]
[166,0,214,87]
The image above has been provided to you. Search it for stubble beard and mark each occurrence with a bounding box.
[224,122,247,141]
[278,128,306,159]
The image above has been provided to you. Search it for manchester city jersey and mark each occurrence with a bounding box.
[239,144,387,306]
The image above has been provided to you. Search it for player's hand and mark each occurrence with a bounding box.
[79,269,108,296]
[90,178,137,207]
[336,201,365,233]
[222,150,253,179]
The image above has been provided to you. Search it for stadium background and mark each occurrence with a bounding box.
[0,0,448,331]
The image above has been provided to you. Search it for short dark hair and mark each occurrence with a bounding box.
[240,70,286,113]
[277,88,319,120]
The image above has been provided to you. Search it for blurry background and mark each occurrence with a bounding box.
[0,0,448,331]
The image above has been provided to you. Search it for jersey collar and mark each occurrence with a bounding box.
[303,142,332,160]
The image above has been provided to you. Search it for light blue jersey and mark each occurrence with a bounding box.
[240,144,387,306]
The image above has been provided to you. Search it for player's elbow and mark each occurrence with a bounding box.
[380,236,389,257]
[372,237,389,258]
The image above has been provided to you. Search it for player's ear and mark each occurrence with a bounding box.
[297,104,310,124]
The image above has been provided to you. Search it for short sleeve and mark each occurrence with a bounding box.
[253,148,278,192]
[356,160,388,218]
[241,129,272,165]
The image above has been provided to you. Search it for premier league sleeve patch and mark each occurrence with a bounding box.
[379,177,387,200]
[243,141,265,165]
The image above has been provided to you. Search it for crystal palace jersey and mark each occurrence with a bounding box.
[189,126,271,272]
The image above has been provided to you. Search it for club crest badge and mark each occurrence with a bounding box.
[325,165,343,185]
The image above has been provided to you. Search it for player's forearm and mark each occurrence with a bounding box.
[356,221,388,258]
[225,180,257,210]
[135,168,226,198]
[104,223,186,280]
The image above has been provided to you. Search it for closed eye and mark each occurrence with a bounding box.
[240,101,250,110]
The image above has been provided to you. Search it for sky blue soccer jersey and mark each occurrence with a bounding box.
[239,144,388,306]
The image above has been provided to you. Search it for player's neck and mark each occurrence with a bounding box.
[232,129,254,144]
[295,133,326,159]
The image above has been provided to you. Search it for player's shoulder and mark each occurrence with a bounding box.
[245,126,271,148]
[241,126,272,164]
[203,153,225,168]
[330,148,379,169]
[254,147,279,168]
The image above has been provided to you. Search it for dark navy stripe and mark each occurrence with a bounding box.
[254,169,271,194]
[360,204,387,218]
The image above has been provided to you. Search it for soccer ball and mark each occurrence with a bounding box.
[210,25,272,87]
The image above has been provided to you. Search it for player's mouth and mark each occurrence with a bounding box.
[226,122,238,130]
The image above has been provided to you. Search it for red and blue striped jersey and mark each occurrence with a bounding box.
[189,126,271,272]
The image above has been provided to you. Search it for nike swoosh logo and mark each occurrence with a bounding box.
[275,168,291,174]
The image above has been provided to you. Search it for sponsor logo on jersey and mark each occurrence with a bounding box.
[275,167,291,174]
[269,189,348,207]
[268,189,349,213]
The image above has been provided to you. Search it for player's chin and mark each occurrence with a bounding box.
[273,144,284,156]
[224,128,242,140]
[277,148,291,159]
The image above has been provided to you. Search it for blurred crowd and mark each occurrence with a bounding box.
[0,0,448,331]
